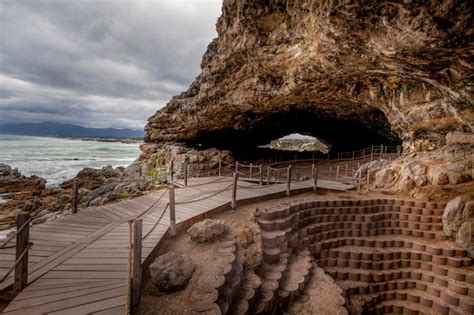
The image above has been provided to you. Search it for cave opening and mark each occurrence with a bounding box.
[186,107,401,161]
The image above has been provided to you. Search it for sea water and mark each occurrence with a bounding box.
[0,134,141,186]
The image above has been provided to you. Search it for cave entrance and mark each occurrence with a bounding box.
[185,107,401,161]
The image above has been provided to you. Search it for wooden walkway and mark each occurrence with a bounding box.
[1,176,353,314]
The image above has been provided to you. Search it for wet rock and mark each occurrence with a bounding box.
[443,196,467,237]
[0,163,46,194]
[149,251,195,291]
[187,219,226,243]
[456,220,474,258]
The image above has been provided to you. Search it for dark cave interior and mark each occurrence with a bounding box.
[185,107,402,161]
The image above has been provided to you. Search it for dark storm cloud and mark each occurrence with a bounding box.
[0,0,222,129]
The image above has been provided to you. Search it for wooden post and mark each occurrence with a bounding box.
[14,212,29,293]
[218,158,222,177]
[259,164,263,185]
[380,144,384,160]
[169,184,176,238]
[184,163,188,187]
[337,152,340,162]
[363,148,366,158]
[352,151,355,160]
[370,149,374,162]
[170,160,174,181]
[231,172,238,209]
[71,178,78,214]
[327,153,330,161]
[267,165,271,185]
[312,153,315,163]
[250,163,253,179]
[312,165,318,192]
[286,165,292,196]
[358,171,362,194]
[367,169,370,192]
[132,219,142,309]
[345,164,348,177]
[336,166,340,181]
[329,166,332,180]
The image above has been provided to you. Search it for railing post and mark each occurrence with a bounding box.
[380,144,384,160]
[250,163,253,179]
[132,219,142,309]
[259,164,263,186]
[370,148,374,162]
[336,166,340,181]
[363,148,366,158]
[337,152,340,162]
[14,212,29,293]
[231,172,238,209]
[169,184,176,239]
[329,166,332,181]
[352,151,355,160]
[218,158,222,177]
[184,163,188,187]
[312,164,318,192]
[72,178,78,214]
[286,165,292,196]
[235,161,239,173]
[170,160,174,182]
[366,169,371,192]
[266,165,271,185]
[345,164,348,177]
[358,171,362,194]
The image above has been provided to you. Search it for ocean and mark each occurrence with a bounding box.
[0,134,141,186]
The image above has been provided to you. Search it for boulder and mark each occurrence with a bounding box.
[456,220,474,258]
[442,196,466,237]
[149,251,195,291]
[431,168,449,186]
[187,219,226,243]
[447,172,472,185]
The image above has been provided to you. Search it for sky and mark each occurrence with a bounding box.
[0,0,222,130]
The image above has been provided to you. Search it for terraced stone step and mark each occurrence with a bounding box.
[275,250,313,312]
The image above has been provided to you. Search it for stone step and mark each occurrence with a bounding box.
[356,288,470,315]
[250,253,290,314]
[228,271,262,315]
[275,249,313,312]
[326,268,474,313]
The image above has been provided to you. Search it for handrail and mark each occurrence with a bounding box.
[0,242,33,283]
[0,219,31,249]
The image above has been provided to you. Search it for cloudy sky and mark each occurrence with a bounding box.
[0,0,222,129]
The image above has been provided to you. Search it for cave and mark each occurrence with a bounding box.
[185,107,401,161]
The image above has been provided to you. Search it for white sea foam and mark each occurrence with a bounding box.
[0,134,141,186]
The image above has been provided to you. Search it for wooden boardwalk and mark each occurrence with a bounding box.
[1,176,353,314]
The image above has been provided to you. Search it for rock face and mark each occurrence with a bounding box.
[456,220,474,258]
[149,251,195,291]
[145,0,472,158]
[187,219,226,243]
[0,164,46,194]
[442,196,467,237]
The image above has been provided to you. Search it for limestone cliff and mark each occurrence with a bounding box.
[144,0,473,198]
[147,0,472,154]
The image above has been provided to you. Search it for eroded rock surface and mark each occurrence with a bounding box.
[145,1,472,157]
[149,251,195,291]
[188,219,226,243]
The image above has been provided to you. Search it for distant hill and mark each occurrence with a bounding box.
[0,122,145,138]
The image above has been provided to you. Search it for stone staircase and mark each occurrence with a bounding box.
[257,198,474,315]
